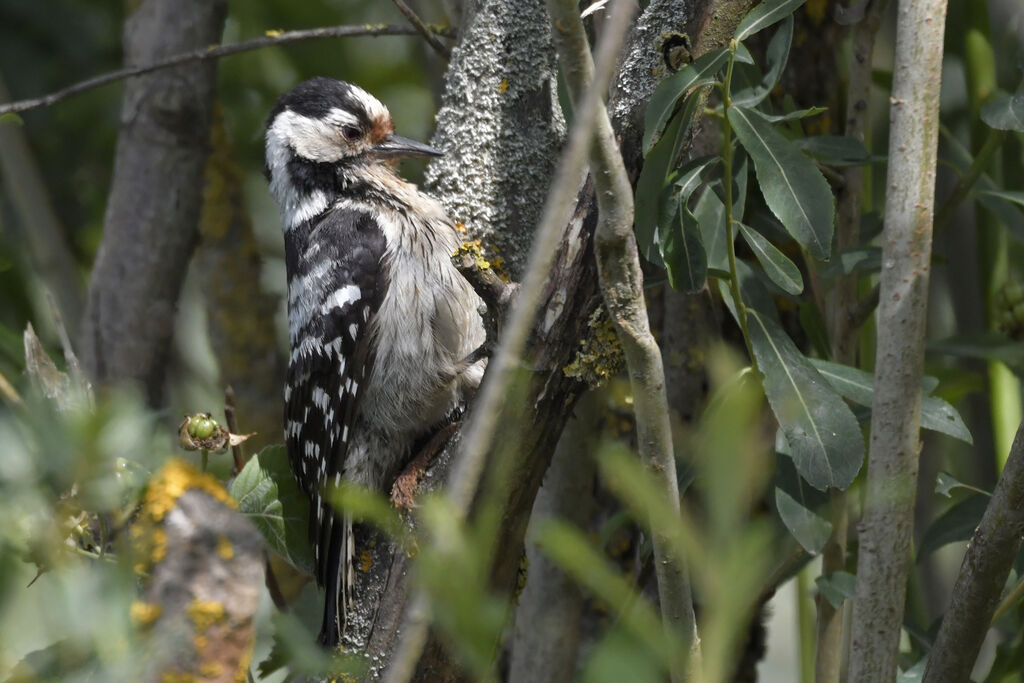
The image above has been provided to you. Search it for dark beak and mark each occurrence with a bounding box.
[375,133,443,159]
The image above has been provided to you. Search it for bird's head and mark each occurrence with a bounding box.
[265,78,441,225]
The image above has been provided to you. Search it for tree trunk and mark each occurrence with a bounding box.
[80,0,227,403]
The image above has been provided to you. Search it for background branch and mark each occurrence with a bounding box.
[923,418,1024,681]
[390,0,452,58]
[0,24,436,117]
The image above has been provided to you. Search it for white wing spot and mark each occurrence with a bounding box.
[320,284,361,314]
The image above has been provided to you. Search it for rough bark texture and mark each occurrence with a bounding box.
[424,0,566,278]
[922,420,1024,682]
[507,395,596,683]
[80,0,227,404]
[133,461,264,683]
[197,109,285,451]
[848,0,948,678]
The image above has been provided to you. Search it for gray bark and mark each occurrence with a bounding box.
[922,420,1024,682]
[507,396,597,683]
[424,0,566,278]
[80,0,227,404]
[847,0,948,678]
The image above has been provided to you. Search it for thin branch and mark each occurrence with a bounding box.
[390,0,452,58]
[922,419,1024,682]
[548,0,695,679]
[0,24,444,116]
[223,386,245,475]
[381,4,636,681]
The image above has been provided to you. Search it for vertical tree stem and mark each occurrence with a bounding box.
[847,0,947,678]
[547,1,698,678]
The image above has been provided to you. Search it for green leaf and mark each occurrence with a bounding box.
[757,106,827,123]
[728,106,835,260]
[643,48,731,154]
[917,493,989,559]
[774,486,831,554]
[981,91,1024,132]
[807,359,973,444]
[661,158,714,292]
[230,445,314,575]
[935,471,990,498]
[979,189,1024,208]
[695,183,729,272]
[733,16,793,108]
[794,135,872,165]
[928,332,1024,366]
[635,113,685,265]
[735,0,807,41]
[820,247,881,277]
[815,571,856,609]
[738,222,803,294]
[746,309,864,490]
[0,112,24,126]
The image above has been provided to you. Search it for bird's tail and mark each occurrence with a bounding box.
[317,512,354,648]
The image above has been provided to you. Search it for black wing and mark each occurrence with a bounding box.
[283,207,387,642]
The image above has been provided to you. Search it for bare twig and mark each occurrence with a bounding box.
[390,0,452,58]
[223,386,245,475]
[0,368,22,407]
[848,0,948,677]
[381,4,636,682]
[922,419,1024,682]
[0,24,442,117]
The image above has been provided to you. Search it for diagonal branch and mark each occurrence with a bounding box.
[0,24,447,117]
[390,0,452,58]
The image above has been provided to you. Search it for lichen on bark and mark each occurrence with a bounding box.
[424,0,566,278]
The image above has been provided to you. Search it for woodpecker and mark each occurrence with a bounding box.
[264,77,485,647]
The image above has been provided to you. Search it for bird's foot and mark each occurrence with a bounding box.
[390,421,460,510]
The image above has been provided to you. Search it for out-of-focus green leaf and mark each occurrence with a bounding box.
[981,91,1024,132]
[581,629,666,683]
[928,333,1024,366]
[935,471,990,498]
[898,655,928,682]
[257,612,364,679]
[774,487,831,554]
[979,189,1024,208]
[728,106,835,260]
[820,247,881,277]
[808,359,973,444]
[0,112,24,126]
[746,309,864,490]
[815,571,856,609]
[738,222,803,294]
[734,0,807,41]
[643,48,730,154]
[230,445,313,575]
[917,493,989,559]
[733,16,793,108]
[799,300,830,359]
[795,135,872,165]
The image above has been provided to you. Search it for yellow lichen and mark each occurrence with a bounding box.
[161,672,194,683]
[498,78,509,93]
[217,535,234,561]
[187,600,226,632]
[130,601,162,628]
[194,634,208,651]
[563,308,625,387]
[198,661,222,679]
[453,239,511,282]
[360,549,373,573]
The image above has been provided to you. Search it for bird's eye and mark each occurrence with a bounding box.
[342,126,363,142]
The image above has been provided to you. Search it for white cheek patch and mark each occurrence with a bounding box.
[270,110,345,163]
